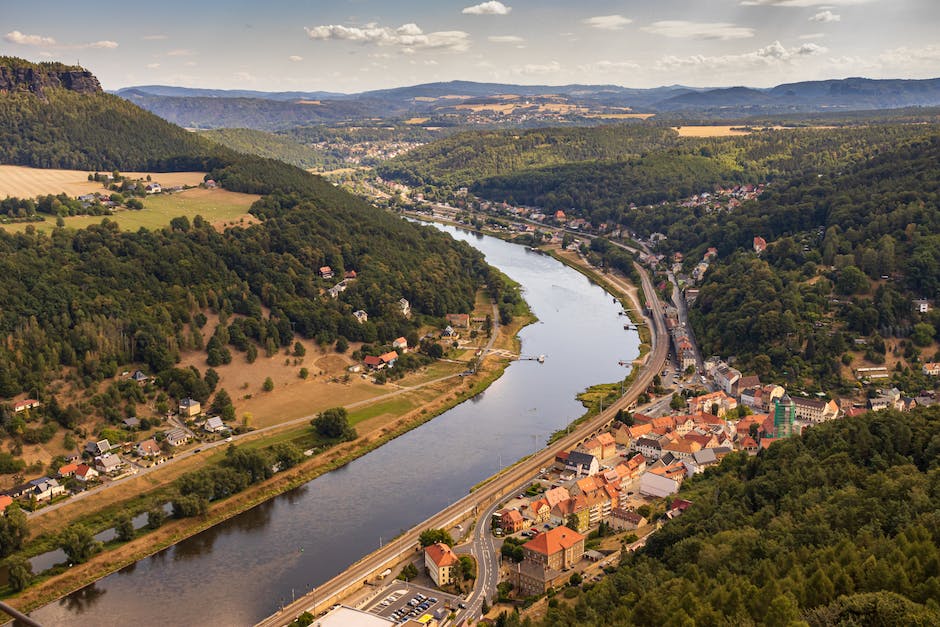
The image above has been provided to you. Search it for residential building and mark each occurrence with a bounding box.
[913,298,931,314]
[713,364,742,396]
[513,526,585,596]
[58,463,79,478]
[364,355,384,370]
[610,508,647,532]
[136,439,161,457]
[578,438,603,460]
[353,310,369,324]
[85,439,111,456]
[379,351,399,367]
[424,542,459,587]
[392,337,408,352]
[74,464,99,482]
[319,266,334,279]
[551,496,590,532]
[791,396,839,423]
[594,432,617,459]
[29,477,65,501]
[526,499,552,524]
[204,416,226,433]
[13,399,40,413]
[635,435,665,460]
[732,374,761,397]
[564,450,599,477]
[639,464,686,498]
[687,391,738,417]
[753,236,767,253]
[179,398,201,417]
[165,428,191,447]
[923,363,940,376]
[95,453,123,474]
[398,298,411,318]
[500,509,527,533]
[445,313,470,329]
[0,495,13,511]
[662,438,701,460]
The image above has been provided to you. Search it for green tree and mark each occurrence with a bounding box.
[911,322,935,347]
[59,525,102,564]
[272,443,303,470]
[765,593,802,627]
[312,407,356,440]
[398,563,418,581]
[670,394,686,411]
[335,337,349,353]
[293,341,306,357]
[115,512,135,542]
[299,367,309,379]
[0,505,29,557]
[262,377,274,392]
[419,528,454,547]
[4,555,32,592]
[210,388,236,421]
[147,507,165,530]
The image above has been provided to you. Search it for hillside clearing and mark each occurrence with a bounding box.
[0,165,205,198]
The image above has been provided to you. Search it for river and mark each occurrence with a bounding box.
[30,225,639,626]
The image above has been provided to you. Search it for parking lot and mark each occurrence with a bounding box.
[362,581,461,624]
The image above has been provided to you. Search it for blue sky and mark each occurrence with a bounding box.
[2,0,938,91]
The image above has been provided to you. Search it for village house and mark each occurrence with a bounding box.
[791,396,839,423]
[563,450,599,477]
[136,438,161,457]
[85,439,111,456]
[639,464,686,498]
[74,464,99,482]
[179,398,202,418]
[392,337,408,352]
[635,434,668,460]
[13,399,40,413]
[165,428,191,447]
[923,362,940,376]
[500,508,528,533]
[145,183,161,194]
[29,477,65,502]
[0,495,12,511]
[610,508,647,532]
[753,236,767,253]
[398,298,411,318]
[363,355,384,370]
[712,364,742,395]
[662,438,701,460]
[58,463,79,478]
[204,416,226,433]
[131,370,149,385]
[687,391,738,417]
[353,310,368,324]
[424,542,459,587]
[732,374,761,397]
[551,496,590,532]
[319,266,334,279]
[913,298,932,314]
[94,453,123,474]
[512,526,585,596]
[526,499,552,524]
[344,270,357,280]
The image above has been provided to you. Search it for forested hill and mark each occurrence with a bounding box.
[0,58,491,420]
[518,406,940,626]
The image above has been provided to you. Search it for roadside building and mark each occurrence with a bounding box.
[179,398,202,418]
[424,542,459,587]
[512,526,585,596]
[610,508,647,532]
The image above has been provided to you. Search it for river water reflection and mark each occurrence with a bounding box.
[30,224,639,626]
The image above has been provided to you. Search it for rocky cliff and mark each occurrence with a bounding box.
[0,59,101,95]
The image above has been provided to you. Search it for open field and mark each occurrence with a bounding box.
[673,125,753,137]
[586,113,656,119]
[0,187,259,234]
[0,165,205,198]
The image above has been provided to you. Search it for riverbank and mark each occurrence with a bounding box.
[3,313,535,618]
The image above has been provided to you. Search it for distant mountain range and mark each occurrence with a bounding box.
[114,77,940,129]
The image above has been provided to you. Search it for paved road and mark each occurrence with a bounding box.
[256,258,668,627]
[460,498,503,621]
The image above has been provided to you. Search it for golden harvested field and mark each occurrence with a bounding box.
[404,117,430,125]
[673,125,753,137]
[586,112,656,119]
[0,187,259,234]
[0,165,205,198]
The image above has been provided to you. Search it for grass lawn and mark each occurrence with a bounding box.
[348,397,417,424]
[0,188,259,234]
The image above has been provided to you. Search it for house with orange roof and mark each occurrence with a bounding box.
[0,495,13,512]
[318,266,334,279]
[543,486,570,509]
[500,508,528,533]
[74,464,99,482]
[573,476,601,496]
[513,526,585,595]
[639,464,686,498]
[550,495,590,532]
[739,435,759,455]
[595,432,617,459]
[527,499,552,524]
[663,438,701,460]
[424,542,459,587]
[672,415,696,435]
[57,463,79,478]
[392,337,408,352]
[614,423,652,448]
[649,416,676,432]
[13,399,40,413]
[688,390,738,417]
[684,432,718,450]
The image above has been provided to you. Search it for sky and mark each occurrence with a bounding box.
[2,0,938,93]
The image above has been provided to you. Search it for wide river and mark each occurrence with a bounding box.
[30,224,639,626]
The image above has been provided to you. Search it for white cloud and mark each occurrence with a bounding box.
[798,32,825,39]
[741,0,870,5]
[146,63,160,69]
[656,40,827,70]
[462,1,511,15]
[879,44,940,66]
[642,21,754,40]
[305,23,470,52]
[578,60,640,73]
[142,34,168,41]
[809,10,840,22]
[166,48,194,56]
[511,61,562,76]
[488,35,525,44]
[234,71,255,82]
[85,40,118,49]
[4,30,56,46]
[582,15,632,30]
[288,55,303,62]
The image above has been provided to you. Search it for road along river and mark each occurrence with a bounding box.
[30,224,639,626]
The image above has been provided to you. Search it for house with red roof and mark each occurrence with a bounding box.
[13,399,40,413]
[500,508,528,533]
[424,542,459,587]
[513,526,585,595]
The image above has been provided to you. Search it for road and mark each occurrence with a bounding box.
[27,367,473,520]
[461,498,503,620]
[256,257,668,627]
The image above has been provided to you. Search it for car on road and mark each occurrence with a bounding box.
[458,602,467,609]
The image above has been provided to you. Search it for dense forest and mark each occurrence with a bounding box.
[199,128,337,170]
[0,60,493,449]
[504,406,940,626]
[688,133,940,392]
